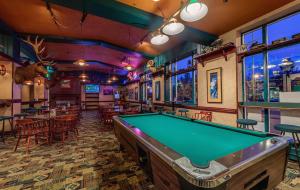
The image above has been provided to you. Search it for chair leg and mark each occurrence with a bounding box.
[35,134,39,144]
[14,136,21,152]
[26,136,31,154]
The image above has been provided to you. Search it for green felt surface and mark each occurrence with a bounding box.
[120,114,271,167]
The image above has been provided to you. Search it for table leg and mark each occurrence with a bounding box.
[292,133,300,170]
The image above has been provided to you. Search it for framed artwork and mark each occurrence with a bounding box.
[103,88,114,95]
[155,81,160,101]
[207,67,222,103]
[128,89,134,100]
[134,87,139,100]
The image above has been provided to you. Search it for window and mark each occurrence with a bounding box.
[166,56,196,104]
[241,12,300,133]
[242,27,263,46]
[267,12,300,45]
[140,73,153,101]
[244,53,265,102]
[268,44,300,102]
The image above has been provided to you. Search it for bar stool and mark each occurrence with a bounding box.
[178,109,189,117]
[0,116,14,142]
[274,124,300,169]
[166,111,176,115]
[156,106,164,113]
[236,119,257,130]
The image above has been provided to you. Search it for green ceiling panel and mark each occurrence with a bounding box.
[47,0,216,45]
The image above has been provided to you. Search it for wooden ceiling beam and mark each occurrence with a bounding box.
[19,33,154,59]
[53,59,125,69]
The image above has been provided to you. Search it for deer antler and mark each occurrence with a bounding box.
[23,36,46,62]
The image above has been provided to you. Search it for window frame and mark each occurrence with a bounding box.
[164,54,197,105]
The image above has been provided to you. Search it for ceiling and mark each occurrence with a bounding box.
[0,0,294,75]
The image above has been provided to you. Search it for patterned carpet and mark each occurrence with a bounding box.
[0,111,298,190]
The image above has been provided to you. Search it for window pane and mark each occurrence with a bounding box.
[268,44,300,102]
[176,56,193,71]
[146,81,152,100]
[244,53,265,102]
[242,27,263,46]
[175,72,194,104]
[165,78,170,102]
[267,12,300,45]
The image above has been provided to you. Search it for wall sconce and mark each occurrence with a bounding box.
[23,80,33,85]
[37,79,42,86]
[0,65,6,76]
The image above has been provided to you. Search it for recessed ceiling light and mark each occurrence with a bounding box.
[150,32,169,45]
[180,1,208,22]
[162,18,185,35]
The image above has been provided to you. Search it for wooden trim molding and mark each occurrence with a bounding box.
[151,102,237,114]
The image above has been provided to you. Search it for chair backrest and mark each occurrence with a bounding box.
[15,119,35,135]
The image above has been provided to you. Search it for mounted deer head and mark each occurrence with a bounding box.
[14,36,55,84]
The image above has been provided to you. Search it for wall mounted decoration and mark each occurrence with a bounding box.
[0,64,6,76]
[103,88,114,95]
[207,67,222,103]
[128,89,134,100]
[155,81,161,101]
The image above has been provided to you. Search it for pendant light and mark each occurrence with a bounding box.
[162,18,185,35]
[111,67,118,81]
[150,31,169,45]
[74,59,88,66]
[180,0,208,22]
[23,80,33,85]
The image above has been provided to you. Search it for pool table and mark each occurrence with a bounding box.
[113,113,289,190]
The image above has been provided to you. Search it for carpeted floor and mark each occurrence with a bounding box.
[0,111,299,190]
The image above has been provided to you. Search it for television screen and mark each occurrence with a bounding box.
[85,84,100,93]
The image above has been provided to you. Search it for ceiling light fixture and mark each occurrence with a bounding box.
[23,80,33,85]
[180,0,208,22]
[74,59,87,66]
[162,18,185,35]
[125,64,133,71]
[79,73,88,79]
[150,32,169,45]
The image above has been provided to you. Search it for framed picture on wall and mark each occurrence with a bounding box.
[134,87,138,100]
[128,89,134,100]
[103,88,113,95]
[207,67,222,103]
[155,81,160,101]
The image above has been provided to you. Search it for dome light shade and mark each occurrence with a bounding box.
[24,80,33,85]
[162,18,185,35]
[125,64,133,71]
[79,73,88,79]
[111,75,118,81]
[180,1,208,22]
[150,32,169,45]
[74,59,88,66]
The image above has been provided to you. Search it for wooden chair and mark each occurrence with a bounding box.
[102,111,118,128]
[53,118,72,145]
[14,119,39,153]
[194,111,212,122]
